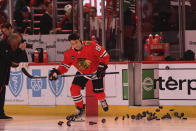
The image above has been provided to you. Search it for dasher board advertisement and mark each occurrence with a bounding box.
[159,64,196,105]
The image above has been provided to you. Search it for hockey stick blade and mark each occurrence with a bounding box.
[21,68,47,79]
[61,72,119,77]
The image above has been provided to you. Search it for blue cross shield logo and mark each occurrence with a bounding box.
[27,69,46,97]
[9,71,23,97]
[48,71,64,97]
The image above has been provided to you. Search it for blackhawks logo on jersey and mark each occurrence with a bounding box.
[85,41,91,45]
[76,58,91,70]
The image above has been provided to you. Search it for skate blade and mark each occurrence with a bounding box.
[71,117,85,122]
[72,119,85,122]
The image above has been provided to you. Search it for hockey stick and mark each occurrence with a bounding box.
[22,67,119,79]
[61,72,119,77]
[21,68,47,79]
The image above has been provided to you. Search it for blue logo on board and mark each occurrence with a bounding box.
[27,69,46,97]
[48,70,64,97]
[9,71,23,97]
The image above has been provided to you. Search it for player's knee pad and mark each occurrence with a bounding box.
[94,92,105,101]
[70,84,81,96]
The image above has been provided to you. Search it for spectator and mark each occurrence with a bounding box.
[14,6,32,34]
[15,0,30,11]
[40,1,53,34]
[83,3,91,40]
[57,4,73,31]
[0,0,7,25]
[89,7,101,42]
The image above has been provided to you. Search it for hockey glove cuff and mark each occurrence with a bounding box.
[96,62,108,78]
[49,68,60,80]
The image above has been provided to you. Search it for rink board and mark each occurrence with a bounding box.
[5,62,196,116]
[5,63,128,106]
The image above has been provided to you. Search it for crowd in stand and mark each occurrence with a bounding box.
[4,0,73,35]
[9,0,99,37]
[0,0,118,49]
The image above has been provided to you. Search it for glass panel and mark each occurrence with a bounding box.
[123,0,136,60]
[184,0,196,59]
[72,0,79,33]
[105,0,121,61]
[82,0,102,42]
[83,1,91,40]
[13,0,41,35]
[185,0,196,30]
[102,0,122,61]
[142,0,180,60]
[9,0,74,35]
[55,0,73,34]
[1,1,74,63]
[0,0,8,37]
[82,0,123,61]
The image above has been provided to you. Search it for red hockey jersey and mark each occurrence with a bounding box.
[57,41,109,75]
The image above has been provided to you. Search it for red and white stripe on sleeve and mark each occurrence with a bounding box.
[57,51,72,74]
[94,43,110,65]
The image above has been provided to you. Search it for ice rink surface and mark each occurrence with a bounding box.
[0,116,194,131]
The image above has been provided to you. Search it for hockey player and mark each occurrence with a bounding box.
[49,33,109,120]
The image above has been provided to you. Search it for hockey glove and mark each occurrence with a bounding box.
[96,62,108,79]
[49,68,60,80]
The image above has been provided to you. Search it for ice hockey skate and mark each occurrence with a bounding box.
[66,105,85,122]
[100,99,109,112]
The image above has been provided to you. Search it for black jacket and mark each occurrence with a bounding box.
[0,39,28,86]
[40,12,53,34]
[12,48,28,63]
[0,40,13,86]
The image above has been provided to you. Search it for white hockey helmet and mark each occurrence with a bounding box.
[64,4,72,12]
